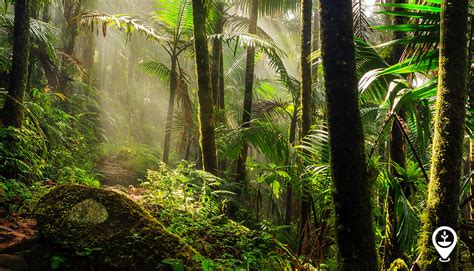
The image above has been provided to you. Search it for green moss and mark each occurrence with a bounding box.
[35,185,199,270]
[388,258,408,271]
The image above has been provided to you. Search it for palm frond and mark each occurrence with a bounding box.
[139,60,171,82]
[79,12,170,43]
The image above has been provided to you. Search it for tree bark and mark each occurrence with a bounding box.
[285,108,299,226]
[312,0,320,81]
[162,56,178,164]
[419,0,469,269]
[319,0,378,269]
[192,0,217,175]
[218,39,227,172]
[210,3,224,108]
[211,2,227,173]
[235,0,259,194]
[383,1,407,267]
[298,0,313,257]
[1,0,31,128]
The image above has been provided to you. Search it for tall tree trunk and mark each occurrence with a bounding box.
[419,0,469,269]
[218,43,227,172]
[235,0,259,195]
[319,0,378,269]
[211,2,226,173]
[192,0,217,175]
[383,110,406,268]
[210,3,224,108]
[298,0,313,257]
[1,0,31,128]
[162,56,178,164]
[285,108,299,226]
[383,0,407,267]
[64,1,81,56]
[312,0,320,81]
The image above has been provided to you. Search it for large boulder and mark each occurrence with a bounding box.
[35,185,198,270]
[0,254,27,271]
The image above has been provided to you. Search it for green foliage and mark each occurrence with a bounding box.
[140,162,294,269]
[388,258,409,271]
[0,87,100,213]
[99,142,161,177]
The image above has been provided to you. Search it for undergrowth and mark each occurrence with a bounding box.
[140,162,298,270]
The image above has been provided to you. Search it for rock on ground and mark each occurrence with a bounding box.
[35,185,199,270]
[0,254,27,271]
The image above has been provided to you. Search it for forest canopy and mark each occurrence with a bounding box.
[0,0,473,270]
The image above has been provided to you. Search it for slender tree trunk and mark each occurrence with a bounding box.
[192,0,217,175]
[285,108,299,226]
[64,1,80,56]
[312,0,320,81]
[235,0,259,194]
[1,0,31,128]
[162,56,178,164]
[298,0,313,257]
[210,3,224,108]
[383,110,405,269]
[419,0,469,269]
[218,46,225,115]
[383,1,407,267]
[319,0,378,269]
[218,44,227,172]
[211,2,227,174]
[470,141,474,221]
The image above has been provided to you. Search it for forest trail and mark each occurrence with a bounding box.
[0,156,141,254]
[96,155,139,187]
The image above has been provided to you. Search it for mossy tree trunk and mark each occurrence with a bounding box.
[210,2,224,109]
[319,0,378,269]
[162,56,178,164]
[312,0,320,81]
[419,0,469,269]
[1,0,31,128]
[285,108,299,226]
[298,0,313,257]
[192,0,217,175]
[211,1,227,173]
[235,0,259,195]
[383,0,407,267]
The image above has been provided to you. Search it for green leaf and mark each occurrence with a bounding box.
[372,24,438,32]
[378,3,441,13]
[271,180,281,199]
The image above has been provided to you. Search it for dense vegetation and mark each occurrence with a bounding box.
[0,0,473,270]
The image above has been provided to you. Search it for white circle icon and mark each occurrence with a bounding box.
[432,226,457,262]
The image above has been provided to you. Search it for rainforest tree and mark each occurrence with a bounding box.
[191,0,217,174]
[384,0,407,267]
[234,0,259,194]
[298,0,313,256]
[1,0,31,128]
[419,0,469,269]
[319,0,378,269]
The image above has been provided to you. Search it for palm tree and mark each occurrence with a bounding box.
[319,0,378,269]
[191,0,218,174]
[419,0,469,269]
[81,1,194,163]
[234,0,259,195]
[1,0,31,128]
[298,0,313,256]
[384,0,407,267]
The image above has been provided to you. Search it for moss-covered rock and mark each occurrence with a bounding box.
[35,185,199,270]
[388,258,409,271]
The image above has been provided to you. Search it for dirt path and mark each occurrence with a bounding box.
[1,156,142,254]
[96,155,139,187]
